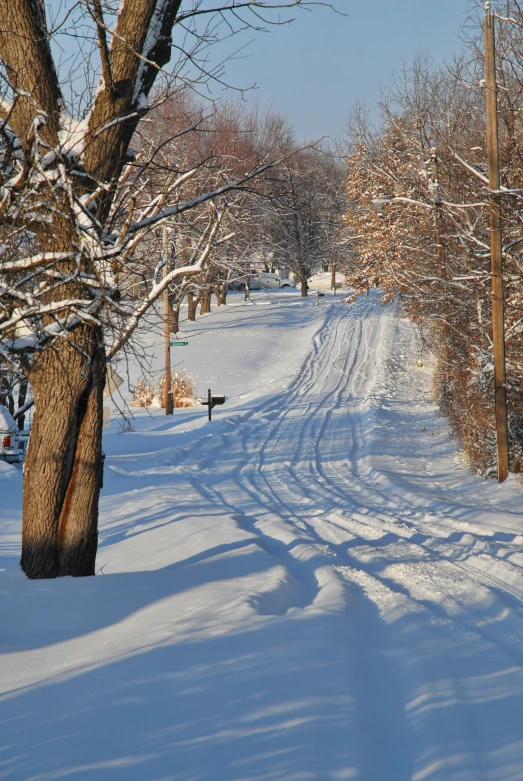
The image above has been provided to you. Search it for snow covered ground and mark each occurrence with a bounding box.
[1,290,522,781]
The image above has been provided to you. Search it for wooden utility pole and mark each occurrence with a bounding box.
[163,224,173,415]
[485,4,509,482]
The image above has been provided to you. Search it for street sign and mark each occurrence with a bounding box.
[170,341,188,346]
[103,366,124,399]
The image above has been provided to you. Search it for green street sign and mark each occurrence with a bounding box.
[170,340,189,346]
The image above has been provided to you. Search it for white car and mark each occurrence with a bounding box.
[0,404,24,463]
[254,272,297,289]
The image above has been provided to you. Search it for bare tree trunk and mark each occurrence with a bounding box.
[170,305,179,334]
[1,383,14,416]
[200,289,211,314]
[17,380,28,431]
[56,350,104,576]
[21,329,105,579]
[300,265,308,297]
[215,281,228,305]
[187,293,197,321]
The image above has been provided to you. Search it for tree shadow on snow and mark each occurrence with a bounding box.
[0,572,520,781]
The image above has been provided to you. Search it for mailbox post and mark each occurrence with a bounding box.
[201,388,226,421]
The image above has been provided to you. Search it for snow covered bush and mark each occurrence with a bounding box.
[129,378,156,408]
[157,370,200,408]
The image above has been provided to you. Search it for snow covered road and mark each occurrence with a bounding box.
[1,291,522,780]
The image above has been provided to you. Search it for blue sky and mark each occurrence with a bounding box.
[49,0,474,139]
[210,0,473,142]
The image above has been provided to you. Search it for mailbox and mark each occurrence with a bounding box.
[200,388,226,421]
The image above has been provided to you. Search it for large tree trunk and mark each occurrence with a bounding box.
[1,0,203,580]
[21,329,105,579]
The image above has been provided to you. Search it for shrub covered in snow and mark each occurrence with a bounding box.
[129,378,156,408]
[131,371,201,409]
[158,370,201,408]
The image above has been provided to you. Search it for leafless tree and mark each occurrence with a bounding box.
[252,146,349,295]
[344,4,523,472]
[0,0,331,579]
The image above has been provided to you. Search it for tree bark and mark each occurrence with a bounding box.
[215,281,228,306]
[200,289,211,314]
[21,327,105,578]
[170,305,179,334]
[84,0,183,216]
[17,380,28,431]
[187,293,197,321]
[0,0,61,147]
[300,265,308,297]
[0,0,186,579]
[56,344,104,576]
[0,376,14,416]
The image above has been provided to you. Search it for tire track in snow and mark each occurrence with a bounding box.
[286,303,523,622]
[198,294,523,780]
[209,296,522,631]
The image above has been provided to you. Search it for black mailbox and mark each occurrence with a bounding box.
[200,388,226,421]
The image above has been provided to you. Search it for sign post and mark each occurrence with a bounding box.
[163,225,172,415]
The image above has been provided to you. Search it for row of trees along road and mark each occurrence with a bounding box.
[0,0,346,580]
[0,0,348,580]
[344,1,523,477]
[132,94,350,329]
